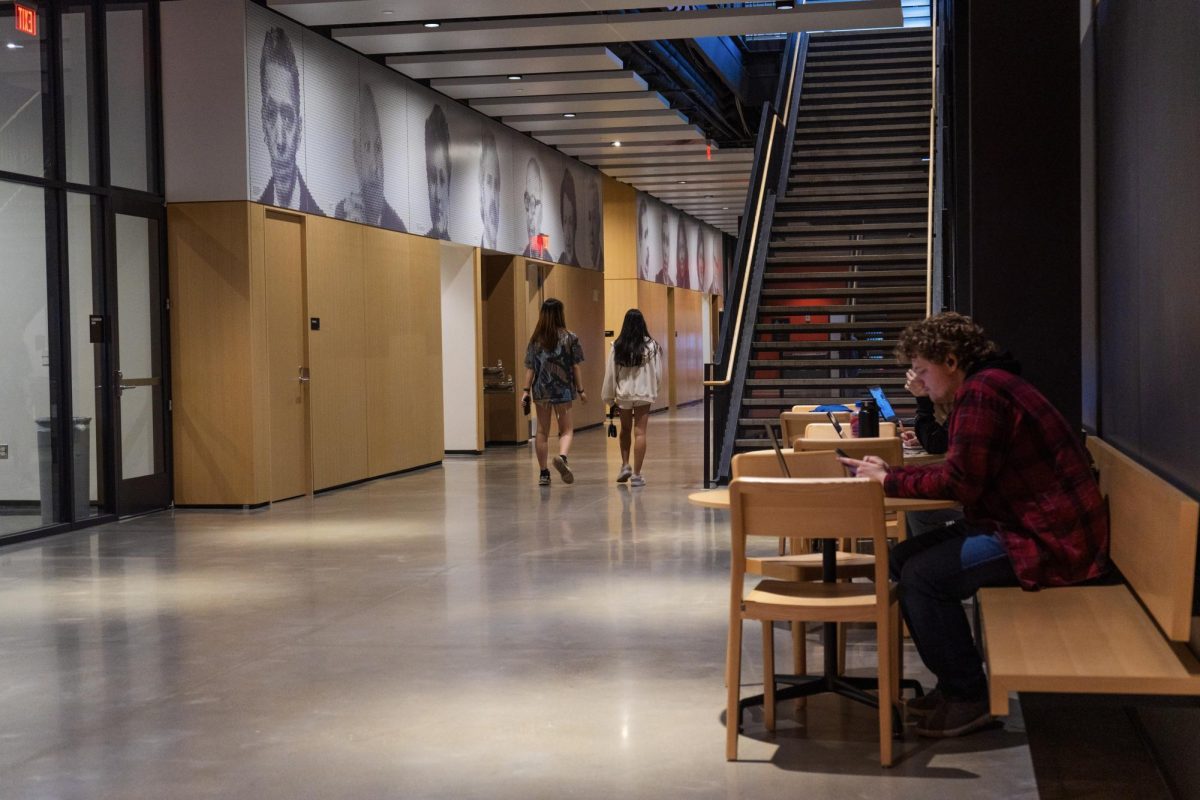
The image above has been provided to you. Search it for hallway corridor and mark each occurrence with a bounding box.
[0,407,1045,798]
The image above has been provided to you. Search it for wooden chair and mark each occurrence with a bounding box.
[780,411,851,444]
[803,421,897,440]
[730,451,877,678]
[793,434,904,466]
[726,477,901,766]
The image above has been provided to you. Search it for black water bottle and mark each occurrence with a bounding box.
[859,398,880,438]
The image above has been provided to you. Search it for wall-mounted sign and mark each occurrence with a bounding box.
[15,3,38,37]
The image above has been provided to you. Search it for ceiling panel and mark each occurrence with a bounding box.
[269,0,657,27]
[502,109,689,133]
[601,163,750,178]
[559,141,716,157]
[332,2,903,54]
[533,125,704,146]
[432,71,647,100]
[387,47,622,80]
[469,91,669,116]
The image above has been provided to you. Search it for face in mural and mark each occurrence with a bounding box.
[260,28,302,197]
[660,209,671,282]
[676,223,690,289]
[352,86,384,220]
[585,179,602,267]
[559,171,577,266]
[424,104,451,240]
[697,232,710,293]
[523,158,544,255]
[637,198,653,280]
[479,131,500,249]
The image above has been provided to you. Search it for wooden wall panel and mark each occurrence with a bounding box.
[364,228,408,476]
[167,202,267,506]
[482,255,527,443]
[602,177,637,281]
[305,215,369,490]
[542,264,606,429]
[604,279,639,343]
[403,236,446,466]
[674,288,705,405]
[637,281,670,411]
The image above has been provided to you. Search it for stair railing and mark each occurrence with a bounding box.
[925,1,940,317]
[703,32,808,487]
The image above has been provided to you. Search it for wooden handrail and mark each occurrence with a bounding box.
[703,37,801,388]
[703,120,776,387]
[924,2,938,318]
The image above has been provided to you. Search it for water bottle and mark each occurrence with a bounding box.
[859,398,880,438]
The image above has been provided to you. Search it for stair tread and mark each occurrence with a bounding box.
[749,358,905,368]
[771,235,926,246]
[746,377,907,387]
[789,171,928,185]
[792,158,929,169]
[751,340,902,350]
[763,269,926,280]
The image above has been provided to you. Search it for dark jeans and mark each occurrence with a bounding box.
[889,521,1018,701]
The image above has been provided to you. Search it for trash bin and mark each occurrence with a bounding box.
[36,417,91,524]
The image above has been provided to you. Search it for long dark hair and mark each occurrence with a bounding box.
[614,308,653,367]
[530,297,567,353]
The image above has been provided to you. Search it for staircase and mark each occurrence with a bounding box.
[733,27,933,451]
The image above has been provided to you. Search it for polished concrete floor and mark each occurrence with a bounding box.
[0,407,1158,798]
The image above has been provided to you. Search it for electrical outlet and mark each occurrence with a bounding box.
[0,444,8,459]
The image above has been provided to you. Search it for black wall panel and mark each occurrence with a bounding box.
[1096,0,1200,494]
[949,0,1083,428]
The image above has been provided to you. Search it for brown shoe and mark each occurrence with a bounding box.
[915,697,992,738]
[905,688,943,719]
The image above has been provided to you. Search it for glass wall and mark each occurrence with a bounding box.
[0,0,166,540]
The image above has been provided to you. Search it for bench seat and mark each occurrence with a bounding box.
[980,584,1200,715]
[979,436,1200,716]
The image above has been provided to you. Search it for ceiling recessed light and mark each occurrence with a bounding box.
[562,113,576,118]
[423,21,440,28]
[507,74,522,81]
[678,180,687,185]
[382,9,394,15]
[775,1,795,9]
[5,42,22,50]
[722,206,730,210]
[611,141,622,147]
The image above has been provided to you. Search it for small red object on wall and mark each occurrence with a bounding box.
[15,3,38,37]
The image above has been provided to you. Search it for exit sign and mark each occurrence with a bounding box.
[15,3,37,37]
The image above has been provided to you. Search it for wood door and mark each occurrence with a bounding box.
[264,212,310,501]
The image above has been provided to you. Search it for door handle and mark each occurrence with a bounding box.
[298,366,310,383]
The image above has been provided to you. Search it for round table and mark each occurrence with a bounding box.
[688,487,958,513]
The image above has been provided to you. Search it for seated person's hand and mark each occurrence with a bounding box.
[905,368,928,398]
[837,454,889,484]
[901,430,918,446]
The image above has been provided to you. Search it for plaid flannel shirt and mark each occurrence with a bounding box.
[884,367,1109,590]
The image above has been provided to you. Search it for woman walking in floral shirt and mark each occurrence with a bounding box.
[522,298,587,486]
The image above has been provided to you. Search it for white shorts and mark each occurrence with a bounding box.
[615,399,652,411]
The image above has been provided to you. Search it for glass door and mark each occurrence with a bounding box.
[109,198,169,515]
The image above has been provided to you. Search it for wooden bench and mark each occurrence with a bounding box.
[978,437,1200,715]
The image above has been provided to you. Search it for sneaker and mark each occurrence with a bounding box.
[629,474,645,487]
[553,455,574,484]
[905,688,943,719]
[538,469,551,486]
[616,464,633,483]
[915,697,992,738]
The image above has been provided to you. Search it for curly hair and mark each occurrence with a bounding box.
[896,312,997,369]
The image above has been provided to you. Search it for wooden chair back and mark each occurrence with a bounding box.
[803,421,897,440]
[728,478,890,588]
[1086,437,1199,641]
[793,435,904,467]
[731,449,846,480]
[780,411,850,444]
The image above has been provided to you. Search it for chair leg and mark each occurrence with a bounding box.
[890,603,903,703]
[726,618,743,761]
[791,622,807,676]
[762,621,776,732]
[877,617,896,768]
[837,621,848,675]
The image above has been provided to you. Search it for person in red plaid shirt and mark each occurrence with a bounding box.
[841,312,1109,738]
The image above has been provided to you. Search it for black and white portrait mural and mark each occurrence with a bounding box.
[246,4,709,275]
[634,191,724,294]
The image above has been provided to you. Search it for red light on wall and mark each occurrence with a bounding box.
[706,143,712,161]
[15,3,38,37]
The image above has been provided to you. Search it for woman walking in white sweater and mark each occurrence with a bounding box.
[601,309,662,487]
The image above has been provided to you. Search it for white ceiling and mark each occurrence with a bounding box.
[265,0,906,235]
